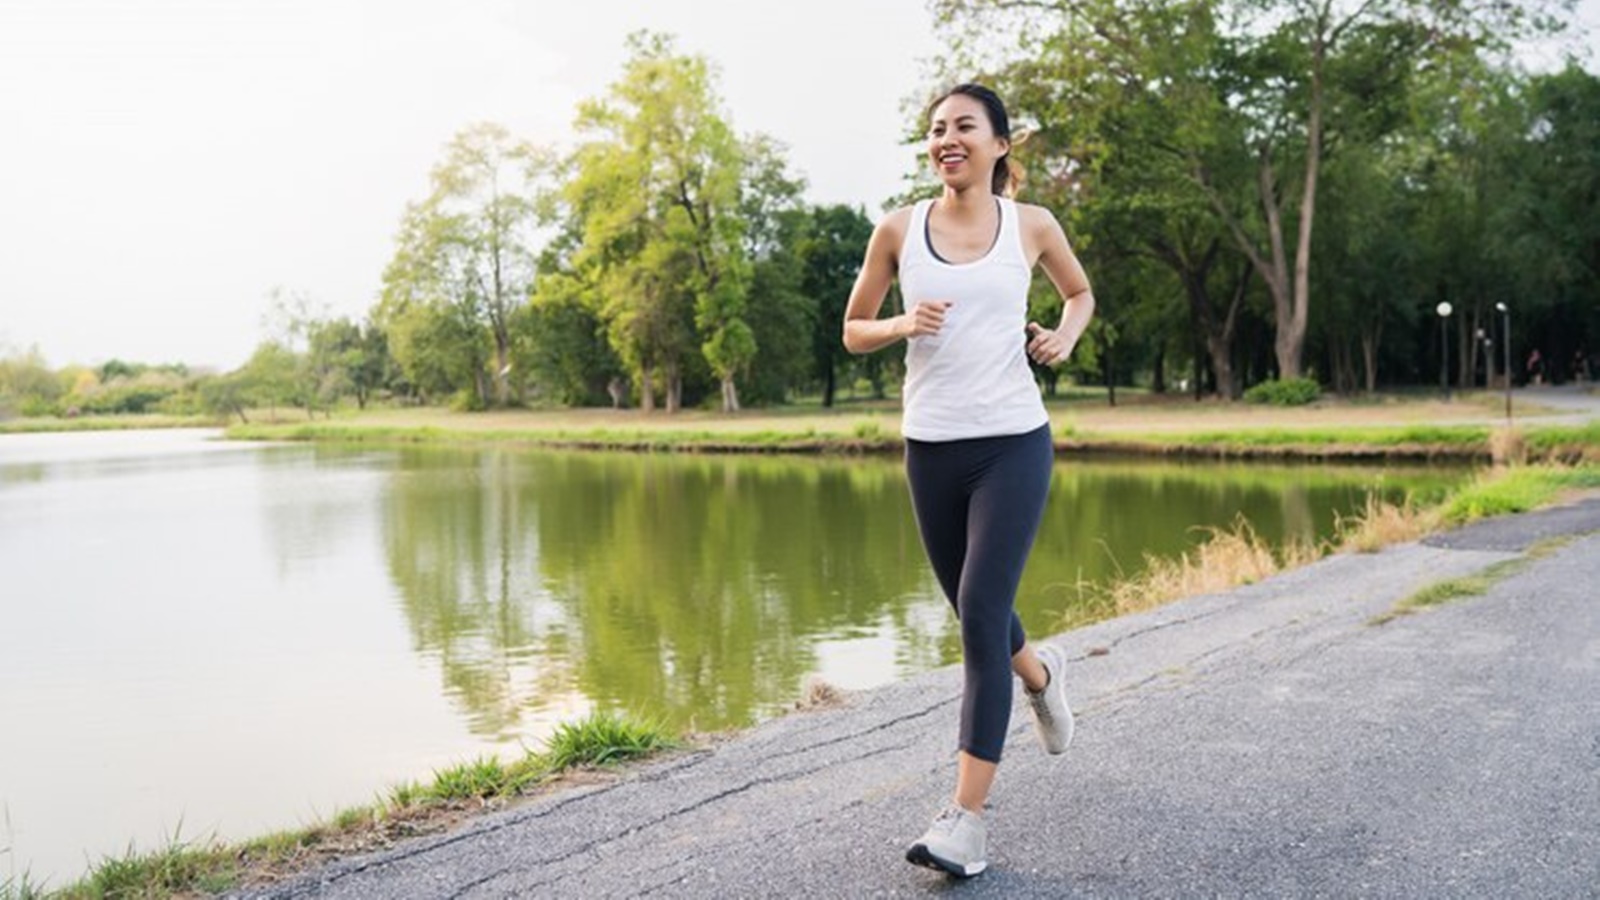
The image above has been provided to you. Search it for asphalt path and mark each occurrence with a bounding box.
[235,498,1600,899]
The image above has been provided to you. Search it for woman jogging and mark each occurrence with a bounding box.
[842,82,1096,878]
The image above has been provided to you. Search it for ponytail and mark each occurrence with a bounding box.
[995,154,1025,198]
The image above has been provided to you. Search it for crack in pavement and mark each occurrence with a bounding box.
[629,797,878,898]
[465,742,913,896]
[761,694,955,764]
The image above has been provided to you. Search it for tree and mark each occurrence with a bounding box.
[796,205,874,407]
[378,123,549,407]
[737,138,814,406]
[238,341,300,420]
[0,346,62,416]
[563,32,753,412]
[1511,66,1600,381]
[515,270,624,406]
[934,0,1569,381]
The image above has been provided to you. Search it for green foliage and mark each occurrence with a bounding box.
[796,205,874,407]
[515,275,624,406]
[1243,377,1322,406]
[376,123,548,408]
[558,31,759,412]
[933,0,1587,395]
[0,347,63,416]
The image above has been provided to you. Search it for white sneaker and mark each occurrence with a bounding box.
[905,805,988,877]
[1026,643,1075,754]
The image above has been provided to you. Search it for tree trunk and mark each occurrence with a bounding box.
[720,375,740,412]
[493,336,511,408]
[666,365,682,414]
[1282,35,1325,381]
[1103,324,1117,408]
[822,364,836,408]
[1361,330,1380,394]
[639,363,655,413]
[1173,245,1245,401]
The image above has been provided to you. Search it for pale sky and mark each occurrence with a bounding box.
[0,0,1593,371]
[0,0,944,370]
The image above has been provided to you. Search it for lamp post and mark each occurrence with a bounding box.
[1436,301,1453,402]
[1476,327,1487,387]
[1496,302,1511,424]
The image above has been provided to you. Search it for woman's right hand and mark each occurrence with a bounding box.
[903,300,952,339]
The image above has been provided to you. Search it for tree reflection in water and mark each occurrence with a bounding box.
[379,447,1463,740]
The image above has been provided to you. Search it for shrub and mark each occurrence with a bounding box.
[1243,377,1321,406]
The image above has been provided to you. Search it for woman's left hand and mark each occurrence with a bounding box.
[1026,322,1075,367]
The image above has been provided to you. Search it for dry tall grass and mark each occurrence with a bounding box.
[1334,494,1441,553]
[1101,517,1320,617]
[1073,492,1448,629]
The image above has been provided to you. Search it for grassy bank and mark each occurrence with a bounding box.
[1057,462,1600,630]
[216,398,1599,462]
[20,713,674,900]
[0,414,224,434]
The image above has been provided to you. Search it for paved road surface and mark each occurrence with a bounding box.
[236,499,1600,899]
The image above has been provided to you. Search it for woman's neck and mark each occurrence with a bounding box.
[937,187,997,218]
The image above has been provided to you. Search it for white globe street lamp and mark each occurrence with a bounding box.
[1436,302,1453,401]
[1495,302,1512,423]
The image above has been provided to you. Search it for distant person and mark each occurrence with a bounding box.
[1527,348,1544,386]
[843,82,1095,879]
[1573,348,1589,383]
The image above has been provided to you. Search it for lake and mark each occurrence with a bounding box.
[0,429,1466,886]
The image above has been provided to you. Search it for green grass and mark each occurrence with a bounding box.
[45,711,675,899]
[1369,559,1527,626]
[1522,421,1600,459]
[1,874,46,900]
[1370,535,1578,625]
[1097,424,1491,451]
[223,417,1571,460]
[542,711,674,769]
[0,414,223,434]
[1440,464,1600,525]
[212,396,1600,461]
[225,421,908,453]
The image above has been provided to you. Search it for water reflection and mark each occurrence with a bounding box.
[376,448,1462,735]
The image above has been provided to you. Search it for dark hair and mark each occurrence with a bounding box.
[927,82,1023,197]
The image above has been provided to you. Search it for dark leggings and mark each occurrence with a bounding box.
[905,423,1053,764]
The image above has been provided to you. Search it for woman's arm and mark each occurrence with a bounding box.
[1023,206,1095,366]
[843,210,948,354]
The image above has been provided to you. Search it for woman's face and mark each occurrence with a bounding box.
[926,93,1008,191]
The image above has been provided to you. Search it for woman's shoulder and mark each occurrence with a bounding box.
[872,206,916,242]
[1012,201,1067,237]
[1010,200,1058,223]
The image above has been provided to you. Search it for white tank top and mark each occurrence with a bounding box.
[898,197,1048,441]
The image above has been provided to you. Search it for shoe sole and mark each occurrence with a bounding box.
[906,842,987,877]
